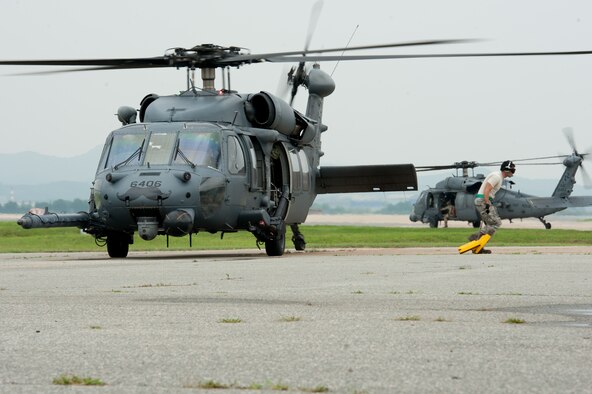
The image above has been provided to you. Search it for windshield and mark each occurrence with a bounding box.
[102,127,221,169]
[145,132,177,166]
[174,131,221,169]
[104,133,145,169]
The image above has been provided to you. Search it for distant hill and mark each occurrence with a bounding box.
[0,146,102,203]
[1,146,590,209]
[0,181,92,203]
[0,146,102,184]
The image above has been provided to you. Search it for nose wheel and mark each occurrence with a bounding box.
[106,232,132,258]
[264,222,286,256]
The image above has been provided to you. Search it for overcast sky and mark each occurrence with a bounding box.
[2,0,592,181]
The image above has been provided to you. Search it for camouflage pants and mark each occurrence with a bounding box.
[474,198,501,235]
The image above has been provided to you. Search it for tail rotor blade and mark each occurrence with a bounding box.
[291,0,323,106]
[304,0,324,52]
[290,63,306,105]
[276,65,292,100]
[563,127,577,153]
[285,0,323,107]
[580,164,592,188]
[561,127,592,187]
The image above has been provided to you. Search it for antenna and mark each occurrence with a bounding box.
[186,67,196,91]
[331,24,359,77]
[221,67,232,91]
[226,66,231,91]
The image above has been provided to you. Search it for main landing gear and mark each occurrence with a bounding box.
[264,222,286,257]
[538,217,552,229]
[262,223,307,256]
[290,223,306,251]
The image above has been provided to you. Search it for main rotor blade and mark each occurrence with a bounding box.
[263,49,592,63]
[514,162,566,166]
[0,57,169,67]
[416,155,568,172]
[0,39,476,71]
[415,162,482,171]
[224,39,478,63]
[415,166,460,172]
[6,63,171,76]
[3,43,592,73]
[509,154,569,162]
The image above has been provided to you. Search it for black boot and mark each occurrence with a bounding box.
[468,232,483,241]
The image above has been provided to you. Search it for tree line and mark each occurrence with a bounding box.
[1,198,415,215]
[312,200,413,214]
[0,199,88,214]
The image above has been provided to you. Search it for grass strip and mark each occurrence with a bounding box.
[0,221,590,253]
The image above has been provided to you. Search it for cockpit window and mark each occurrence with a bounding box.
[102,127,223,169]
[174,131,221,168]
[227,136,246,175]
[104,133,145,169]
[144,132,177,165]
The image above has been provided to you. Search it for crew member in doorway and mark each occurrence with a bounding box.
[440,199,455,228]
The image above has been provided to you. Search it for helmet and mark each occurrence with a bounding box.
[500,160,516,173]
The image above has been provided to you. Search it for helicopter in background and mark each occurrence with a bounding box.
[4,24,592,257]
[409,130,592,229]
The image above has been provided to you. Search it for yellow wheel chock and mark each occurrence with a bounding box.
[458,234,491,254]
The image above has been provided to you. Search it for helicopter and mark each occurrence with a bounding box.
[409,130,592,229]
[4,35,592,257]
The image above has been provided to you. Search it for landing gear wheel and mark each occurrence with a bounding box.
[539,217,551,230]
[265,225,286,257]
[429,219,439,228]
[107,233,130,258]
[472,220,481,228]
[292,235,306,251]
[290,223,306,251]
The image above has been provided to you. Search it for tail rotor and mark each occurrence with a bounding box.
[562,127,592,188]
[286,0,324,106]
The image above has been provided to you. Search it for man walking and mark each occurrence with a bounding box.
[468,160,516,253]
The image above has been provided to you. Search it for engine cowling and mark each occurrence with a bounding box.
[139,93,159,122]
[245,91,314,143]
[246,91,295,134]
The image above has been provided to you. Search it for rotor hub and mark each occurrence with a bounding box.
[164,44,250,69]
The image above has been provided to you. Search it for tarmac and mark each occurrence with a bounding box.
[1,248,592,393]
[304,213,592,230]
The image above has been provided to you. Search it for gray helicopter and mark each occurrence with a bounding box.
[5,37,592,257]
[5,42,427,258]
[410,132,592,229]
